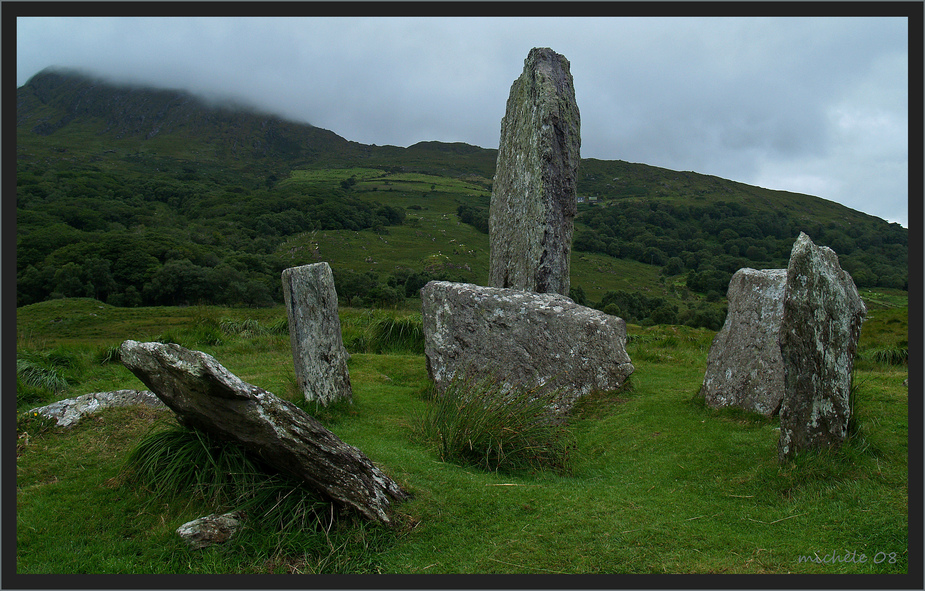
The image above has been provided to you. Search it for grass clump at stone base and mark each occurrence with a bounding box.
[414,373,575,475]
[117,423,396,569]
[121,425,331,533]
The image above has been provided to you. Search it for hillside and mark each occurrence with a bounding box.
[14,68,908,326]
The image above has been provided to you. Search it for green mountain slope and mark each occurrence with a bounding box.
[14,69,907,326]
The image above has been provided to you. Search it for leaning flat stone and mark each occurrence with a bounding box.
[421,281,633,415]
[778,233,867,462]
[281,262,352,406]
[28,389,166,427]
[489,47,580,296]
[701,268,787,416]
[119,340,410,524]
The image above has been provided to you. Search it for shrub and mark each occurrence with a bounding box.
[414,373,574,474]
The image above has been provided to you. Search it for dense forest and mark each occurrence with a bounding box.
[15,69,908,329]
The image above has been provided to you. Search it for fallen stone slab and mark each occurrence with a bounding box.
[489,47,580,296]
[421,281,633,416]
[778,233,867,462]
[176,512,242,550]
[700,268,787,416]
[281,262,353,406]
[28,389,166,427]
[119,340,410,524]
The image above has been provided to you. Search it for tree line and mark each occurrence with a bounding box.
[16,163,407,308]
[571,199,907,294]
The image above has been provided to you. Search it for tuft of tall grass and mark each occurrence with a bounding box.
[369,316,424,354]
[345,313,424,355]
[121,425,331,534]
[265,317,289,335]
[867,345,908,366]
[220,318,265,337]
[16,351,69,397]
[94,344,122,365]
[413,373,575,474]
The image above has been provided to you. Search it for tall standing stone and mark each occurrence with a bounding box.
[489,47,580,296]
[777,233,866,462]
[700,268,787,417]
[281,262,352,406]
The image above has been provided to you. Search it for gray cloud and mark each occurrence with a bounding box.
[16,15,910,226]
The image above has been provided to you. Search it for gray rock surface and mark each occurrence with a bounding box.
[778,233,867,462]
[119,340,410,524]
[700,268,787,416]
[421,281,633,415]
[489,47,580,296]
[29,389,166,427]
[176,512,242,550]
[281,262,352,405]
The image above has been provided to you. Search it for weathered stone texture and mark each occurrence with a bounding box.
[421,281,633,415]
[29,389,166,427]
[281,262,352,406]
[119,340,410,524]
[777,233,867,462]
[176,512,242,550]
[489,47,580,296]
[701,268,787,416]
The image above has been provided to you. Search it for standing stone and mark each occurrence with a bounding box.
[281,262,352,406]
[489,47,580,296]
[421,281,633,416]
[700,268,787,417]
[778,233,867,462]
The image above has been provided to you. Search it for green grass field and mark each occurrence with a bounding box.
[15,297,909,576]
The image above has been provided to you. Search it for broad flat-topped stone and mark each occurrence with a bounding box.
[421,281,633,415]
[701,268,787,416]
[777,233,866,462]
[281,262,352,406]
[489,47,580,296]
[119,340,409,524]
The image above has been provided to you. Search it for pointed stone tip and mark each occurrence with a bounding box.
[526,47,569,66]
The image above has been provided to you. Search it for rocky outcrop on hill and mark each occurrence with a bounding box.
[489,47,580,296]
[421,281,633,416]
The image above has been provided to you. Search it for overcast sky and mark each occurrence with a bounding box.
[16,14,911,227]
